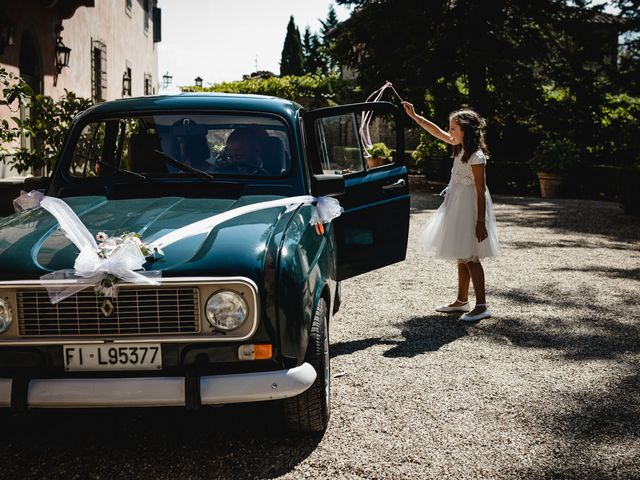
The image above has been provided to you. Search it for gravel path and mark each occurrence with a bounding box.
[1,192,639,479]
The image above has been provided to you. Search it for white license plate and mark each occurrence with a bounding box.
[63,344,162,371]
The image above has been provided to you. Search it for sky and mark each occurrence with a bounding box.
[157,1,352,91]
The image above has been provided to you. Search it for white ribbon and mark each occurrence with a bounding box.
[148,194,343,250]
[13,191,343,304]
[359,81,404,156]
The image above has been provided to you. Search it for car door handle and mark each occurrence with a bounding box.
[381,179,406,191]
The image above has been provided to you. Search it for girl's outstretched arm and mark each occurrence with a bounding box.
[472,163,488,242]
[402,101,455,145]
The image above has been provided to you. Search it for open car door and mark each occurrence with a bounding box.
[304,101,410,280]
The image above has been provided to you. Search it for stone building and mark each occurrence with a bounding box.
[0,0,161,180]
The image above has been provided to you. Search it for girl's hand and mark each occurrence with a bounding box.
[476,221,488,242]
[401,101,415,117]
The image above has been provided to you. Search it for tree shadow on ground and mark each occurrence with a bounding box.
[409,192,443,213]
[490,284,639,360]
[0,401,321,480]
[493,195,640,245]
[553,265,640,282]
[480,313,640,479]
[331,314,469,359]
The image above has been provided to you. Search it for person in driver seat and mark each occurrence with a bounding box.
[216,125,269,174]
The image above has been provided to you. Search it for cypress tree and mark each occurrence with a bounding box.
[303,26,325,74]
[280,16,305,76]
[320,4,340,72]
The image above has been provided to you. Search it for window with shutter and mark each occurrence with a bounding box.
[91,39,107,102]
[143,0,149,32]
[144,73,153,95]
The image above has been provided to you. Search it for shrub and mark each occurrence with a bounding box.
[529,136,580,174]
[411,133,448,174]
[185,73,359,106]
[1,68,92,174]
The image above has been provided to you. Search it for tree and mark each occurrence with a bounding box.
[330,0,605,161]
[320,4,341,72]
[614,0,640,94]
[303,26,325,74]
[280,16,305,76]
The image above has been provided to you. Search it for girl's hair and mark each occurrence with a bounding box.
[450,108,489,163]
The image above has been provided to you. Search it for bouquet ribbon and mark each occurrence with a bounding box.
[359,81,404,156]
[14,191,343,304]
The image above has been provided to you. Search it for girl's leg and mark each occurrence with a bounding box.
[466,260,487,314]
[447,262,470,307]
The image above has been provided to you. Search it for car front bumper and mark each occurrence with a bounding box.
[0,362,316,408]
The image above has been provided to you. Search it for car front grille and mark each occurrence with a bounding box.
[17,287,201,337]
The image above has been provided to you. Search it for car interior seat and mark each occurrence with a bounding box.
[259,136,287,175]
[128,133,168,174]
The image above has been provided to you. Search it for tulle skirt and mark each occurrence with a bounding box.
[418,184,500,261]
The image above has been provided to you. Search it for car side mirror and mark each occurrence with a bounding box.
[311,174,345,197]
[23,176,51,192]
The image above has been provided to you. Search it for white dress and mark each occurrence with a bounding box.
[418,150,500,261]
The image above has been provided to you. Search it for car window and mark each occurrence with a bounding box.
[313,109,398,175]
[360,110,397,171]
[315,113,365,175]
[67,114,292,179]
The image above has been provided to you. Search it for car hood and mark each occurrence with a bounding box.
[0,195,296,281]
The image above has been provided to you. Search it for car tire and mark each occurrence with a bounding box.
[283,297,330,433]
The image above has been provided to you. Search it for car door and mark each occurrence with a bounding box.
[304,101,410,280]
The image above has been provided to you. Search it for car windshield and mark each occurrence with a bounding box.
[68,114,292,179]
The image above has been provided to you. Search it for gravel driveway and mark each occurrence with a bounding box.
[1,192,639,479]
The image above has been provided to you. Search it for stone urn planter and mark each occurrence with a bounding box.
[536,172,564,198]
[529,137,580,199]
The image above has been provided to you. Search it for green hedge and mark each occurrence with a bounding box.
[183,73,359,106]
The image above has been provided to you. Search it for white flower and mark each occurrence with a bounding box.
[96,232,107,242]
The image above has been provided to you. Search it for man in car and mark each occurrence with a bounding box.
[215,125,269,175]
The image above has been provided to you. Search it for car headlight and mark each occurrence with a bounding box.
[0,298,13,333]
[205,290,248,331]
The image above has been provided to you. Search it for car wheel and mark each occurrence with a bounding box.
[283,297,330,433]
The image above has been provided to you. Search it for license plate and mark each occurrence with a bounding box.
[63,344,162,371]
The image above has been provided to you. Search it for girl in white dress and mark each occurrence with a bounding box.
[402,102,500,322]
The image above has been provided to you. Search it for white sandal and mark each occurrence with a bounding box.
[460,304,492,322]
[435,299,471,313]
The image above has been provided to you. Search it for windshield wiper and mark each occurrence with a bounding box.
[153,149,214,181]
[94,159,147,180]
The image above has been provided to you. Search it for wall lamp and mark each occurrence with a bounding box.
[0,20,15,55]
[122,69,132,96]
[162,71,172,88]
[55,28,71,74]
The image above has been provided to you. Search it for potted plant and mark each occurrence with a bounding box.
[367,142,391,169]
[529,136,580,198]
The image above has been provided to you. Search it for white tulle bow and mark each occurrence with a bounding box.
[14,191,160,304]
[310,196,343,226]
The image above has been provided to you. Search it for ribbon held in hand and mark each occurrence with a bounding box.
[359,81,404,157]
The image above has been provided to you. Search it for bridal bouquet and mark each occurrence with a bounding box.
[94,231,164,297]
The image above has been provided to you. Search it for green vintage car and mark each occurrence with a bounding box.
[0,93,409,432]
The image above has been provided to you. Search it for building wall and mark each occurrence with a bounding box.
[0,0,160,179]
[57,0,159,100]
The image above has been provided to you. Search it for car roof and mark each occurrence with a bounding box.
[80,92,303,120]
